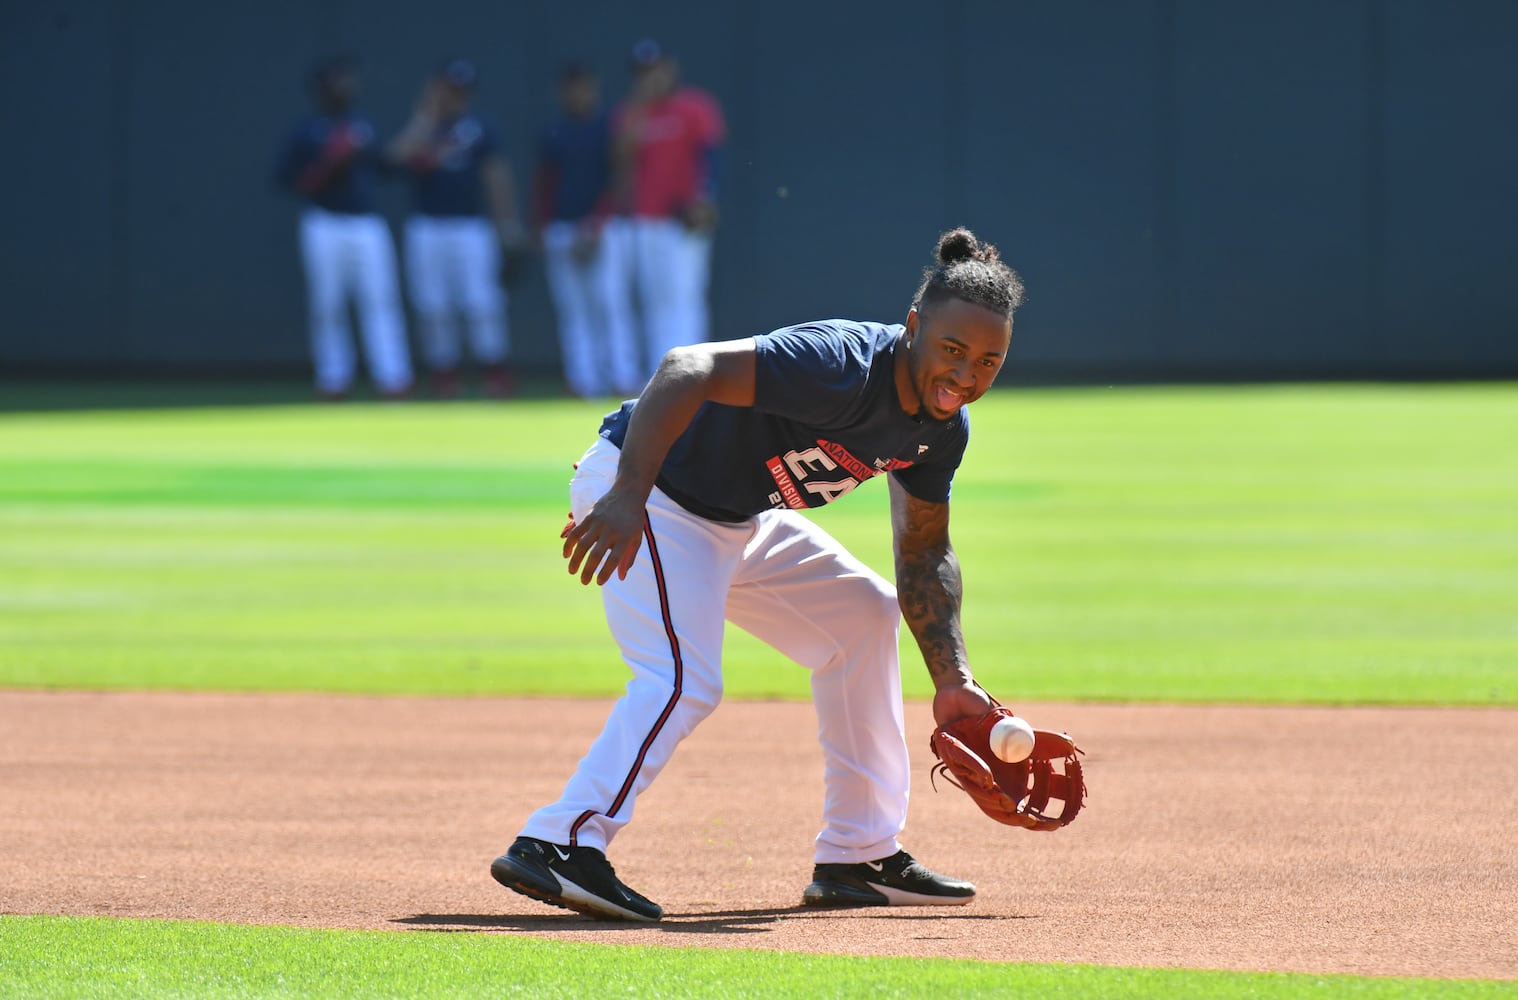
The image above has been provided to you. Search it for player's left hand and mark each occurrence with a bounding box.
[682,198,719,234]
[497,222,530,287]
[562,487,647,586]
[414,80,444,121]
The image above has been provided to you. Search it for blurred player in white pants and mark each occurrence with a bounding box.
[298,212,411,397]
[605,40,725,380]
[389,59,526,398]
[404,215,504,379]
[534,64,642,398]
[601,218,711,375]
[275,55,412,399]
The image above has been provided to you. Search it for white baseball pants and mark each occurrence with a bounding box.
[518,437,912,864]
[542,221,644,398]
[298,209,412,394]
[601,217,712,380]
[403,215,508,370]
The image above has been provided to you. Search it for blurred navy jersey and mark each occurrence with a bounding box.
[598,319,970,523]
[405,114,499,217]
[274,114,380,214]
[536,110,611,223]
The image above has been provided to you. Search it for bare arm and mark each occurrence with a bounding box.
[480,153,524,246]
[563,340,756,585]
[608,110,639,214]
[889,476,995,725]
[291,133,356,196]
[384,85,439,166]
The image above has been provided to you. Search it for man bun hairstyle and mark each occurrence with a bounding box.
[912,227,1026,319]
[936,228,980,265]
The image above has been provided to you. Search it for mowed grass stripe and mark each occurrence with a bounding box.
[0,916,1510,1000]
[0,385,1513,704]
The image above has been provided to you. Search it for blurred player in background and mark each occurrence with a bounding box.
[388,59,526,399]
[603,40,726,380]
[533,63,642,399]
[274,55,413,401]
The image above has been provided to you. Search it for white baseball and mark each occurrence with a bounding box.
[989,715,1036,763]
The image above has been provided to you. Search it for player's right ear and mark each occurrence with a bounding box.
[903,308,920,345]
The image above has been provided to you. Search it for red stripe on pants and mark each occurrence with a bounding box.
[568,513,685,847]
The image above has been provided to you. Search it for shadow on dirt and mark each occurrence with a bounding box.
[395,907,1022,936]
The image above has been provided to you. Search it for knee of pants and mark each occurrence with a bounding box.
[687,662,724,711]
[835,574,902,653]
[854,572,901,625]
[406,274,448,320]
[462,283,504,317]
[679,683,723,727]
[410,301,449,325]
[630,670,723,732]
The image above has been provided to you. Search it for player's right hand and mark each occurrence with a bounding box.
[414,80,444,120]
[323,125,362,162]
[562,488,647,586]
[932,680,996,728]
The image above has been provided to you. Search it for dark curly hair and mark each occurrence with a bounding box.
[911,227,1025,319]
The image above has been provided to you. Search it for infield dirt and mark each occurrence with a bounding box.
[3,691,1513,979]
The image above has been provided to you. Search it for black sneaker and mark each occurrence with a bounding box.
[490,836,663,922]
[801,849,976,908]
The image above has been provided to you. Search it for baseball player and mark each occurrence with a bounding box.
[388,59,525,398]
[601,40,726,381]
[533,63,642,398]
[492,228,1026,921]
[274,55,413,400]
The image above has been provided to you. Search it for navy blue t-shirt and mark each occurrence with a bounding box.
[407,113,499,217]
[599,320,970,522]
[274,113,380,213]
[537,111,611,222]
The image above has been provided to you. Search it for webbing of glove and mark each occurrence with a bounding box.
[929,707,1086,831]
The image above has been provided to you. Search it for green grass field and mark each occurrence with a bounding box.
[2,384,1514,704]
[0,915,1512,1000]
[2,383,1514,998]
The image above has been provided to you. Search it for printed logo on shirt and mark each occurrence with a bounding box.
[437,119,483,171]
[764,440,917,510]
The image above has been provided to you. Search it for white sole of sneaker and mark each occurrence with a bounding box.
[802,882,975,907]
[493,850,662,923]
[555,873,661,922]
[873,884,975,906]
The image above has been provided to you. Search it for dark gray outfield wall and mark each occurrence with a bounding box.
[3,0,1516,381]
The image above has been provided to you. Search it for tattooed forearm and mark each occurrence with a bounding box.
[890,480,971,688]
[896,540,970,686]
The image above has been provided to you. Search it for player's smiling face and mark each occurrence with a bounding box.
[896,299,1012,420]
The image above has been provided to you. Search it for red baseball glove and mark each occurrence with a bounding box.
[929,705,1086,830]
